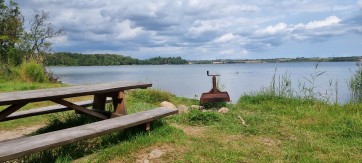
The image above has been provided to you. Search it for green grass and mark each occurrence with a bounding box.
[0,81,63,92]
[0,84,361,162]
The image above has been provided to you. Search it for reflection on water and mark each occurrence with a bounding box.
[48,62,356,103]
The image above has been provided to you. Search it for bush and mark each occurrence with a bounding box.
[20,59,49,83]
[128,89,173,104]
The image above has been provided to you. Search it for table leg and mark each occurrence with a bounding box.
[93,94,107,111]
[111,91,126,117]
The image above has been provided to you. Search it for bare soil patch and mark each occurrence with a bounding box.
[0,124,44,142]
[171,124,207,137]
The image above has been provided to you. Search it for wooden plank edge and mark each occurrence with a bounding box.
[0,107,177,161]
[0,83,152,106]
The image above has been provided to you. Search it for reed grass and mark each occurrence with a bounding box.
[261,63,338,103]
[349,63,362,103]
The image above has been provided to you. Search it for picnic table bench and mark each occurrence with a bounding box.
[0,81,178,161]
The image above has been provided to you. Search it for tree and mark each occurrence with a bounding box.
[23,11,64,63]
[0,0,23,65]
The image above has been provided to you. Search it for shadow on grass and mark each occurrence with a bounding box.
[20,113,168,162]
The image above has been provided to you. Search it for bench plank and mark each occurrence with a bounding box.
[0,81,151,106]
[0,107,177,161]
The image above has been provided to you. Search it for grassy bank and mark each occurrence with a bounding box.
[0,84,361,162]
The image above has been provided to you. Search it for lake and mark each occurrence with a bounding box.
[48,62,357,103]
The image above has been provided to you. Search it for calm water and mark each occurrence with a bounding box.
[48,62,357,103]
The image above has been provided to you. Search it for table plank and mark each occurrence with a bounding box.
[0,81,151,106]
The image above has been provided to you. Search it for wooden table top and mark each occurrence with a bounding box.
[0,81,152,106]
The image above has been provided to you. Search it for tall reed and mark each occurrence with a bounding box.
[349,63,362,103]
[262,63,338,103]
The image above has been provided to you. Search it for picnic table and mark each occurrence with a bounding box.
[0,81,178,161]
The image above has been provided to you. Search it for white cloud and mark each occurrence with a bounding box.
[299,16,341,29]
[114,20,145,40]
[256,23,288,35]
[222,4,260,13]
[214,33,238,43]
[188,20,220,35]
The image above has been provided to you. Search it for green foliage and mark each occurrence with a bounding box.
[141,56,188,65]
[46,52,140,66]
[0,0,24,65]
[128,89,174,104]
[20,59,49,83]
[45,53,188,66]
[0,2,62,82]
[349,63,362,103]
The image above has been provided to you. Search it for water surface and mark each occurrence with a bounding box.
[48,62,357,103]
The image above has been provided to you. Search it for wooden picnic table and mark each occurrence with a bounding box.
[0,81,152,121]
[0,81,178,161]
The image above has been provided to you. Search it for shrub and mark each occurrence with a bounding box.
[20,59,49,83]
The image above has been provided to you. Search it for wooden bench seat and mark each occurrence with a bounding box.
[1,98,113,122]
[0,107,177,161]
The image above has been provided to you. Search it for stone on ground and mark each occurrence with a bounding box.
[177,105,189,114]
[160,101,177,110]
[218,107,229,114]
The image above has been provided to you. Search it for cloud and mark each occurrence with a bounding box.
[296,16,341,30]
[214,33,238,43]
[114,20,145,40]
[15,0,362,59]
[256,23,288,36]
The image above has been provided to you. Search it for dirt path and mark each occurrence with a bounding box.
[0,125,44,142]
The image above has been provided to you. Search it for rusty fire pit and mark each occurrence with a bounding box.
[200,71,230,104]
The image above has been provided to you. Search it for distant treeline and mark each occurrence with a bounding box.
[189,56,362,64]
[46,52,188,66]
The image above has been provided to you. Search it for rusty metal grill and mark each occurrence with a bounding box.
[200,71,230,104]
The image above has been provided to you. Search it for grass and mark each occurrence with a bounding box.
[0,82,361,162]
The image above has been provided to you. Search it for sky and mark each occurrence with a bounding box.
[15,0,362,60]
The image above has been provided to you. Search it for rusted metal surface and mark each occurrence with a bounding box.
[200,71,230,104]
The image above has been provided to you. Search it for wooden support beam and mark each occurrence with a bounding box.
[51,99,108,120]
[0,103,27,121]
[1,99,112,122]
[93,94,107,111]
